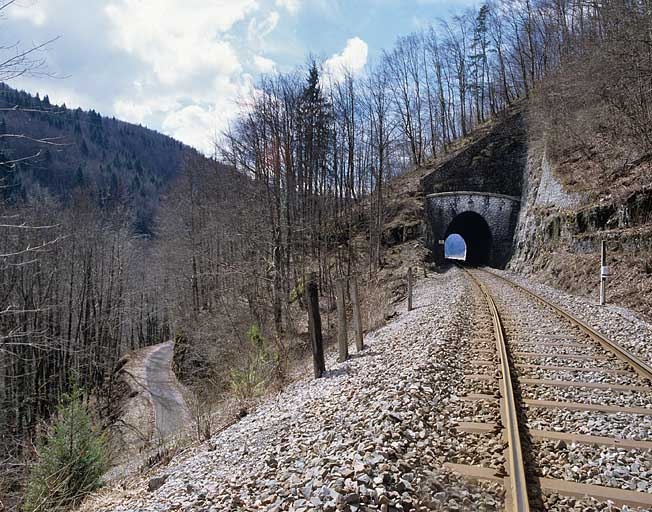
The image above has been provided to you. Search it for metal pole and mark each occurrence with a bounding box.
[600,240,607,306]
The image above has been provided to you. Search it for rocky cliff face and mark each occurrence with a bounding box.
[509,138,652,320]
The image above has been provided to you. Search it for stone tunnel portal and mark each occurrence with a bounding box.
[445,212,492,266]
[425,191,521,268]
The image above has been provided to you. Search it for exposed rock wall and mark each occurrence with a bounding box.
[509,139,652,320]
[420,112,527,197]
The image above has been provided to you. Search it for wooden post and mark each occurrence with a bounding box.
[336,278,349,362]
[305,273,325,378]
[350,276,364,352]
[407,267,413,312]
[600,240,608,306]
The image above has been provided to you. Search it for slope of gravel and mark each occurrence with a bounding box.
[82,268,503,512]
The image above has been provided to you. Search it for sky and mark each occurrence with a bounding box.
[3,0,477,153]
[445,233,467,260]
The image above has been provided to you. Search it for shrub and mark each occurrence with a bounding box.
[228,325,278,400]
[23,388,106,512]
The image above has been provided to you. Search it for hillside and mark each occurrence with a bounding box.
[0,85,221,509]
[0,84,197,232]
[507,26,652,321]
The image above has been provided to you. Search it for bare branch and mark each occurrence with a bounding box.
[0,133,69,146]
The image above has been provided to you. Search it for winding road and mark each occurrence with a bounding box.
[144,341,192,440]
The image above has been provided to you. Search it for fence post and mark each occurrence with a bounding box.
[305,273,325,378]
[350,276,364,352]
[336,277,349,362]
[407,267,413,312]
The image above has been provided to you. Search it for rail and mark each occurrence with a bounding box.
[462,267,531,512]
[478,268,652,382]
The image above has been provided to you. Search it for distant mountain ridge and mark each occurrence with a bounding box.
[0,83,200,232]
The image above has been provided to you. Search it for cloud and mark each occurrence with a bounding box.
[275,0,300,15]
[114,93,180,125]
[253,55,277,73]
[162,105,218,155]
[324,37,369,82]
[157,73,254,154]
[6,1,48,26]
[248,10,280,49]
[98,0,268,152]
[104,0,256,86]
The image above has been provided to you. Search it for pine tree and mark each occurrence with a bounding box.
[23,388,106,512]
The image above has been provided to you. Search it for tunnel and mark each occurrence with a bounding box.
[444,211,492,266]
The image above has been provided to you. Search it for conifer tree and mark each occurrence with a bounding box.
[23,388,106,512]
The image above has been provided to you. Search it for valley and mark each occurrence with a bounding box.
[2,0,652,511]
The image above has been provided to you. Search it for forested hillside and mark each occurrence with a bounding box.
[0,84,214,504]
[0,84,194,232]
[510,2,652,319]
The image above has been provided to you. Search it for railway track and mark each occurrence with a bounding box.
[447,266,652,511]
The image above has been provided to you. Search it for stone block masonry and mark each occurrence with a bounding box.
[426,191,521,268]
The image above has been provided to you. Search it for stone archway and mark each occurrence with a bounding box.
[425,191,521,268]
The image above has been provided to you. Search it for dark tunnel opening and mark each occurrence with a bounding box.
[444,211,492,266]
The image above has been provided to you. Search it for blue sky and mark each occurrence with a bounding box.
[445,233,467,260]
[3,0,476,153]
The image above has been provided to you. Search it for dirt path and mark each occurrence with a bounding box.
[144,342,191,440]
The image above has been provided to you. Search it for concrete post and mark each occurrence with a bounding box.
[600,241,608,306]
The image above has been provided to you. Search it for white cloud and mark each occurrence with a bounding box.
[275,0,300,15]
[162,105,217,155]
[324,37,369,82]
[6,1,48,26]
[253,55,277,73]
[101,0,267,152]
[104,0,257,85]
[157,73,254,154]
[114,94,180,125]
[247,10,280,48]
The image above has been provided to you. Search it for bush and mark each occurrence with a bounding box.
[23,388,106,512]
[228,325,278,401]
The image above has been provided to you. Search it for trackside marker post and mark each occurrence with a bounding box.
[336,278,349,362]
[600,241,608,306]
[350,276,364,352]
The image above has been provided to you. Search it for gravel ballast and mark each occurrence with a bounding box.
[82,266,652,511]
[83,269,505,512]
[494,268,652,372]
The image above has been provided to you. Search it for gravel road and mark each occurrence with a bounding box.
[145,341,191,440]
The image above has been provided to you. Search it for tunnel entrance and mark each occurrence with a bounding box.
[444,211,492,266]
[444,233,467,261]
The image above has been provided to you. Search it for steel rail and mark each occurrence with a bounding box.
[463,267,531,512]
[479,268,652,382]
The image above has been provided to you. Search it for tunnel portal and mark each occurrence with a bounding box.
[425,191,521,268]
